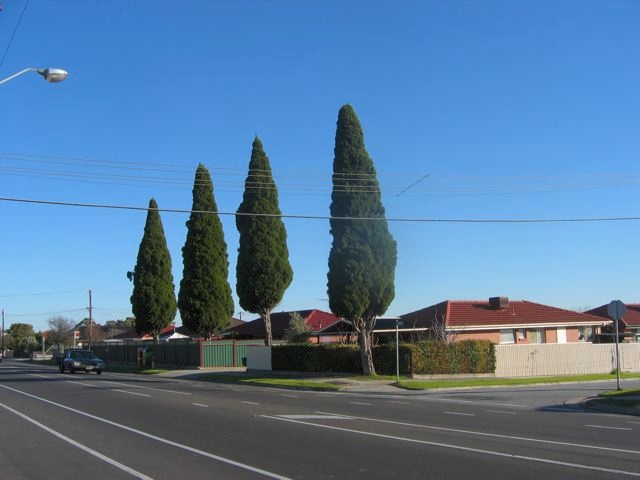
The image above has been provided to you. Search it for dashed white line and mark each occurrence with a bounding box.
[278,415,353,420]
[281,394,298,398]
[264,415,640,477]
[349,402,372,406]
[585,425,632,431]
[192,403,209,408]
[486,410,516,415]
[113,389,151,397]
[102,381,192,396]
[315,410,640,455]
[445,411,475,417]
[241,401,261,406]
[0,384,291,480]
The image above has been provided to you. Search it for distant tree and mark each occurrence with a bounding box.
[283,312,313,344]
[179,164,234,339]
[7,323,37,353]
[130,198,177,340]
[236,137,293,346]
[327,104,397,375]
[47,316,75,347]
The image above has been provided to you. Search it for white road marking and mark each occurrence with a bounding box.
[486,410,516,415]
[388,401,411,405]
[113,389,151,397]
[241,401,261,405]
[101,381,192,396]
[263,415,640,477]
[0,384,291,480]
[349,402,371,406]
[192,403,209,408]
[585,425,632,431]
[445,411,475,417]
[416,397,525,408]
[315,411,640,455]
[281,394,298,398]
[0,401,153,479]
[278,415,354,420]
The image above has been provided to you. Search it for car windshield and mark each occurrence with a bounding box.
[69,351,98,360]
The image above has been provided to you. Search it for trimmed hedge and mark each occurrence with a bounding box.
[272,340,496,375]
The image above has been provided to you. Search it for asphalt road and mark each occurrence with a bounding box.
[1,361,638,479]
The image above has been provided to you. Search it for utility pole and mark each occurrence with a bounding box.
[1,308,4,361]
[88,289,93,350]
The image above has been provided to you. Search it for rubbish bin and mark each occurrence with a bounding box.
[143,347,155,369]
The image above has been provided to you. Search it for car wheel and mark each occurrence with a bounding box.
[96,369,102,375]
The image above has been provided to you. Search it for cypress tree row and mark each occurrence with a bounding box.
[179,164,233,339]
[130,198,177,340]
[327,104,397,375]
[236,136,293,346]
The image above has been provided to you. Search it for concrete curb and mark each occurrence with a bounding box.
[582,397,640,417]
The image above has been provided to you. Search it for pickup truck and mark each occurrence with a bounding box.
[58,349,104,375]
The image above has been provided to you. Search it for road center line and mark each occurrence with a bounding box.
[0,401,153,480]
[242,401,261,405]
[0,384,290,480]
[585,425,632,431]
[349,402,371,406]
[445,411,475,417]
[101,381,192,396]
[264,415,640,477]
[113,389,151,397]
[192,403,209,408]
[314,411,640,456]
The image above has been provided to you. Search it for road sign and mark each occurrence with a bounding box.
[607,300,626,321]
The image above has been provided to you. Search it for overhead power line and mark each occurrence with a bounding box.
[1,196,639,224]
[0,0,30,68]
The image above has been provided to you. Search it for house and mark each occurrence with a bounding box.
[585,303,640,342]
[228,309,350,343]
[399,297,610,344]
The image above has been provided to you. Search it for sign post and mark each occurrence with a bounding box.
[606,300,626,391]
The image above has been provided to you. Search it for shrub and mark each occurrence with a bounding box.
[271,340,496,375]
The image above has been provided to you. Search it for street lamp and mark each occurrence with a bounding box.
[395,318,404,382]
[0,67,69,86]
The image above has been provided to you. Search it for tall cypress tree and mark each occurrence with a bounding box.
[236,136,293,346]
[327,104,397,375]
[179,164,233,339]
[130,198,177,340]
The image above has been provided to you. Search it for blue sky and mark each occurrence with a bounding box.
[1,1,638,332]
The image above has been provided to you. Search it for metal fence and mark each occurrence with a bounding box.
[495,343,640,377]
[91,339,266,368]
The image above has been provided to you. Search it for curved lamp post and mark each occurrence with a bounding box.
[0,67,69,85]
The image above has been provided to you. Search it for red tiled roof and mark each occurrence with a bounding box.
[400,299,609,330]
[586,304,640,328]
[228,309,341,338]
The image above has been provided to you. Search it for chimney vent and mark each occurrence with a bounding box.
[489,297,509,309]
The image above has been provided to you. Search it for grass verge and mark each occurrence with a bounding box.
[398,372,640,390]
[198,373,342,391]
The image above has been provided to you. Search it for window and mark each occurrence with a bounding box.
[499,329,515,344]
[528,328,545,344]
[578,326,593,342]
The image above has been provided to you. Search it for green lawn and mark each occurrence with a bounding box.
[398,373,640,390]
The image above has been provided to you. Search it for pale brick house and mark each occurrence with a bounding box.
[399,297,609,344]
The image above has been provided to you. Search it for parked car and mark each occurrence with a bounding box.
[58,349,104,375]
